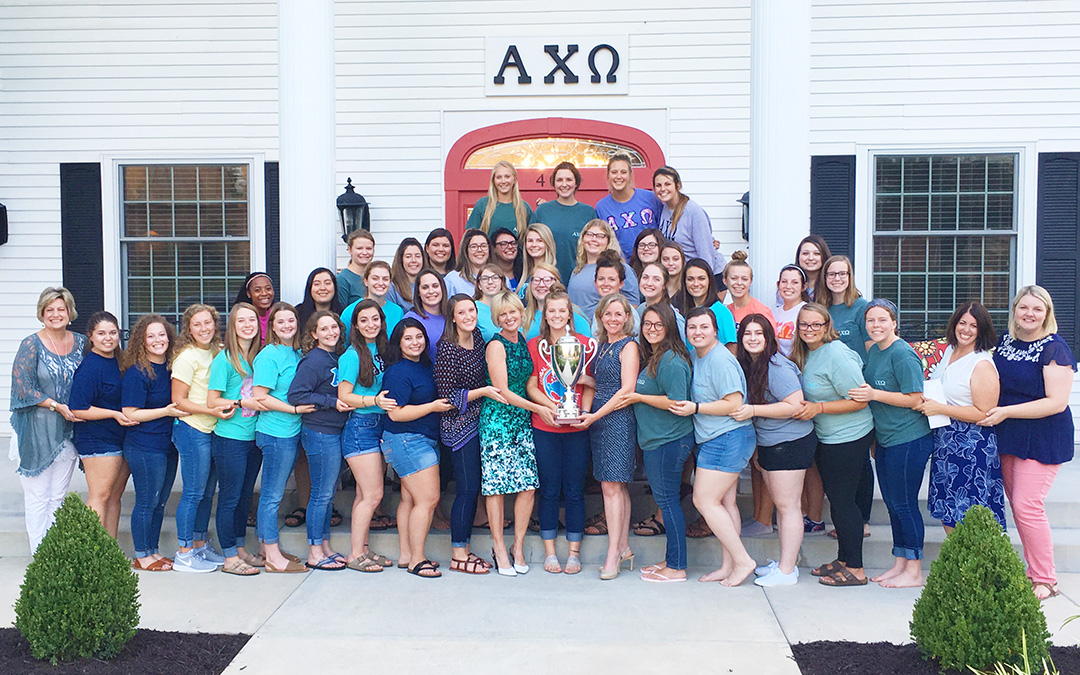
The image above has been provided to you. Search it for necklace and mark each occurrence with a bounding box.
[41,330,68,356]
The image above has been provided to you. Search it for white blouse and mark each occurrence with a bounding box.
[930,346,996,407]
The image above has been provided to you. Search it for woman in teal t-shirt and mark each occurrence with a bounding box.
[532,162,597,281]
[849,299,932,589]
[337,300,397,572]
[466,161,532,236]
[207,302,267,576]
[791,303,874,588]
[252,302,314,573]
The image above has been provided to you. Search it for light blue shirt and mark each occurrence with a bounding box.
[252,344,303,438]
[801,339,875,444]
[207,351,257,441]
[337,343,385,415]
[340,299,403,342]
[689,343,752,443]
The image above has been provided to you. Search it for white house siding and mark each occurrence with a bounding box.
[807,0,1080,433]
[0,0,279,430]
[333,0,753,263]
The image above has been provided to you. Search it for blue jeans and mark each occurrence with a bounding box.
[124,445,178,558]
[449,435,482,548]
[172,421,217,548]
[642,433,695,570]
[211,434,259,558]
[256,432,300,545]
[302,427,343,547]
[876,433,934,560]
[533,429,589,542]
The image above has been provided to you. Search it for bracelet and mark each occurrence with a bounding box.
[820,402,826,414]
[49,401,57,412]
[694,402,700,414]
[292,405,297,414]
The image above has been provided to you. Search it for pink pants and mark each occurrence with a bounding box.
[1000,454,1060,584]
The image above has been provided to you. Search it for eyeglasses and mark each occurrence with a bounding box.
[826,271,849,279]
[637,241,659,251]
[641,320,665,331]
[495,240,518,249]
[532,277,556,287]
[478,274,502,284]
[797,321,827,330]
[583,231,609,240]
[467,243,489,252]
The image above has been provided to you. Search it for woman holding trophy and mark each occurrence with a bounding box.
[527,288,596,575]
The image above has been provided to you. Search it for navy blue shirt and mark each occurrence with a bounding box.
[121,361,174,452]
[69,351,125,448]
[288,347,349,434]
[382,357,440,439]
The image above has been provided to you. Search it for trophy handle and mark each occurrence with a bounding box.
[583,337,599,374]
[538,338,552,369]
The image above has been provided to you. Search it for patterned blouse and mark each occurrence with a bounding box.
[9,332,87,476]
[434,327,488,450]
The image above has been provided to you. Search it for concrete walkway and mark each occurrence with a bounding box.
[2,555,1079,674]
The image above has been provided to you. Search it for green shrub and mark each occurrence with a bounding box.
[14,492,140,664]
[911,505,1049,672]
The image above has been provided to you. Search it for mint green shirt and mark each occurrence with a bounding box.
[801,340,874,444]
[252,344,303,438]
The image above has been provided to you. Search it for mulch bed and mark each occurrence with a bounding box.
[0,627,249,675]
[793,641,1080,674]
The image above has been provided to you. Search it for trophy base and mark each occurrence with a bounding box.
[551,416,584,426]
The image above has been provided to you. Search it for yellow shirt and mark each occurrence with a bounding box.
[171,346,217,434]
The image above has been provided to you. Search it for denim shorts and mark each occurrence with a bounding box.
[696,424,756,473]
[381,431,439,478]
[757,430,818,472]
[342,413,384,459]
[76,438,124,458]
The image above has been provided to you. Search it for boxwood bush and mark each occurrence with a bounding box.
[14,492,140,664]
[910,505,1049,672]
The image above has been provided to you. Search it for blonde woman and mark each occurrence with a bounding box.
[466,161,532,235]
[171,303,233,573]
[979,286,1076,600]
[567,219,639,320]
[578,294,639,579]
[521,222,558,289]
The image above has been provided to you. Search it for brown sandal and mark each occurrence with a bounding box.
[450,556,490,575]
[131,558,172,572]
[811,559,844,577]
[819,566,867,587]
[686,517,712,539]
[584,512,608,536]
[1033,582,1061,600]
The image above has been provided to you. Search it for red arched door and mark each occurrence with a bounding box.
[444,118,665,239]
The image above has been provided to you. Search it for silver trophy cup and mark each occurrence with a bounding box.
[539,334,598,423]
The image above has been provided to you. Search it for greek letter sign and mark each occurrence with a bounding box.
[485,37,629,96]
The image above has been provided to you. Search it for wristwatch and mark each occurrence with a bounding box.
[49,401,57,412]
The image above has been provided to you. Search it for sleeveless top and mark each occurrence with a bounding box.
[930,346,995,407]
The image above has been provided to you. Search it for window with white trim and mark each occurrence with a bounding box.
[121,164,251,327]
[873,154,1016,340]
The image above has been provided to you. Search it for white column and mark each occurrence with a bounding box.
[278,0,337,303]
[749,0,811,303]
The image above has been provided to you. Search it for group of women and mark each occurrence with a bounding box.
[9,156,1074,596]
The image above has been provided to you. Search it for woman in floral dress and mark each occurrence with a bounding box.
[479,291,549,576]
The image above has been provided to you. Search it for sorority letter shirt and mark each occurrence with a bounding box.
[595,189,663,260]
[800,340,874,445]
[862,339,931,448]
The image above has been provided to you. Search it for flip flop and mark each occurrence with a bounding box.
[408,559,442,578]
[641,569,687,583]
[307,556,346,571]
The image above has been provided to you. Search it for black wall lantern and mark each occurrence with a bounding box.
[336,178,370,242]
[737,191,749,242]
[0,203,7,246]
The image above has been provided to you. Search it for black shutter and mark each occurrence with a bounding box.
[1036,152,1080,355]
[810,155,856,262]
[60,163,103,333]
[264,161,280,287]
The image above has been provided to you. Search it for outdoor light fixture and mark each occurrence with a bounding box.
[737,191,749,242]
[336,178,370,241]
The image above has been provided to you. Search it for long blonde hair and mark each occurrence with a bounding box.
[573,219,623,274]
[223,302,262,375]
[540,290,575,345]
[523,262,561,332]
[481,161,529,236]
[522,222,557,280]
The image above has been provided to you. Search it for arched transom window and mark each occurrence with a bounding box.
[465,137,646,170]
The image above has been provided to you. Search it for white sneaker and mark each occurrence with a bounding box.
[193,544,225,566]
[755,559,779,576]
[173,550,219,574]
[754,565,799,587]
